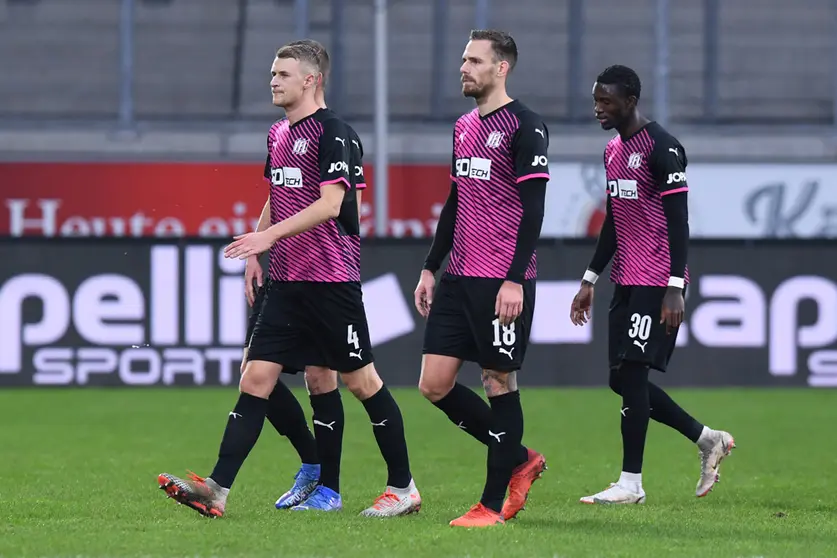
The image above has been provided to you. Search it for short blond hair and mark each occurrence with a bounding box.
[285,39,330,89]
[275,42,323,80]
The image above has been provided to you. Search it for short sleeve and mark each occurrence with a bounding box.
[350,133,367,190]
[650,135,688,196]
[318,118,352,189]
[511,112,550,183]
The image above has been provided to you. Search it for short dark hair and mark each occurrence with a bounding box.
[469,29,518,71]
[596,65,642,100]
[275,42,324,78]
[286,39,330,89]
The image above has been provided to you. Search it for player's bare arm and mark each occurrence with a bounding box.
[225,184,346,259]
[572,191,617,326]
[267,182,345,240]
[225,115,353,260]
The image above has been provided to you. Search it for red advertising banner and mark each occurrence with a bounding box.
[0,163,451,238]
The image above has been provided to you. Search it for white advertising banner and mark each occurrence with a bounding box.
[543,163,837,238]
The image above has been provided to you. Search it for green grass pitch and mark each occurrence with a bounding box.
[2,387,836,557]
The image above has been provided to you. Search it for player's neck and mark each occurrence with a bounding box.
[284,98,321,126]
[475,89,513,117]
[617,113,650,140]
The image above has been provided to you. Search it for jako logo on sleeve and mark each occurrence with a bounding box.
[327,161,349,174]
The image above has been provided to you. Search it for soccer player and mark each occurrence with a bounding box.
[157,42,420,518]
[570,65,735,505]
[414,30,548,528]
[240,39,372,512]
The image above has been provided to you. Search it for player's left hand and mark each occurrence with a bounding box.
[660,287,685,335]
[224,231,274,260]
[495,281,523,327]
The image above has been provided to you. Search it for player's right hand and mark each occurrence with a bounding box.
[244,256,264,307]
[570,283,594,326]
[414,270,436,318]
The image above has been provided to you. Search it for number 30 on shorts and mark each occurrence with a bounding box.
[491,318,516,347]
[628,313,652,340]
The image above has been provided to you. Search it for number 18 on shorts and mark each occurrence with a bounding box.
[492,318,518,360]
[422,275,535,372]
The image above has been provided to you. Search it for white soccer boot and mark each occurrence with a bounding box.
[360,479,421,517]
[580,481,646,505]
[695,428,736,497]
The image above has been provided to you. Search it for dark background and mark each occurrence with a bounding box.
[1,238,831,388]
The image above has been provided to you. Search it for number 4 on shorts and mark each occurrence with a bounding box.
[347,324,360,350]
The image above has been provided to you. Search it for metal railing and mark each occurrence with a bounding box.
[109,0,741,129]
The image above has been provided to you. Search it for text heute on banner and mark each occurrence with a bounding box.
[0,163,452,238]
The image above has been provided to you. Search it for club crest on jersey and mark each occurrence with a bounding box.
[626,152,643,169]
[485,131,504,148]
[292,138,309,155]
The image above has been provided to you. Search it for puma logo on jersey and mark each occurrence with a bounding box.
[499,347,515,359]
[633,340,647,353]
[349,349,363,359]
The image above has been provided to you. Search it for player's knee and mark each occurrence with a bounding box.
[340,364,383,400]
[417,376,451,401]
[481,369,517,397]
[305,366,339,395]
[239,360,281,398]
[418,355,459,401]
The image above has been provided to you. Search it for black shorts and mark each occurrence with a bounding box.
[608,284,686,373]
[422,274,536,372]
[245,277,270,348]
[247,280,374,374]
[244,278,303,375]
